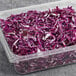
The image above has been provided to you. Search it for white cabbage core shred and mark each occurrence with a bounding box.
[42,33,50,40]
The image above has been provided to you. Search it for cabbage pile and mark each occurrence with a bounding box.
[0,6,76,55]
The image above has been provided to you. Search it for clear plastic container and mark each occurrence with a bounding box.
[0,0,76,74]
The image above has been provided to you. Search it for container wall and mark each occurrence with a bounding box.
[14,50,76,74]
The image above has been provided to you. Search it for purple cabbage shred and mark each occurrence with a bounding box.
[0,6,76,55]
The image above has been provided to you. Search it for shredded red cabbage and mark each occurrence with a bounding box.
[0,6,76,55]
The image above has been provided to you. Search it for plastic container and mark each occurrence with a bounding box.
[0,0,76,74]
